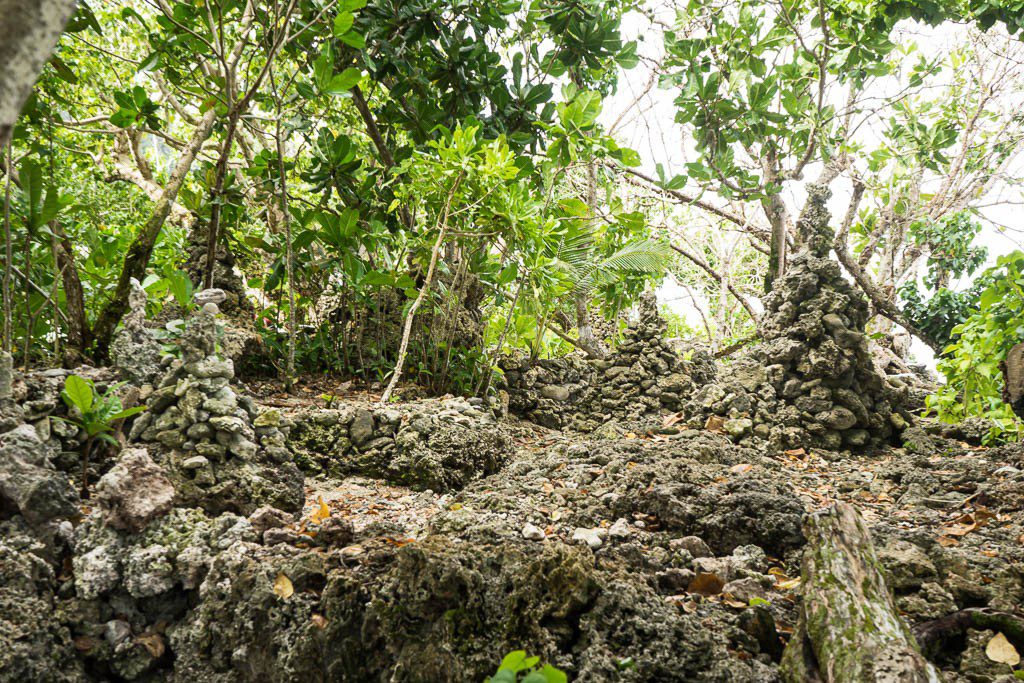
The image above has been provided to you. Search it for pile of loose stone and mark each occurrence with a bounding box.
[286,395,512,492]
[500,294,709,430]
[676,186,913,451]
[0,350,87,681]
[129,289,303,515]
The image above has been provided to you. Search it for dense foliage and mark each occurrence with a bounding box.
[1,0,1022,432]
[928,251,1024,442]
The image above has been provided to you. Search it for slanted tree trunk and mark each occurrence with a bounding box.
[1001,342,1024,419]
[91,107,218,357]
[380,174,462,404]
[780,503,942,683]
[50,220,89,364]
[0,0,77,148]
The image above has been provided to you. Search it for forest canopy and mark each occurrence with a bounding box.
[2,0,1024,436]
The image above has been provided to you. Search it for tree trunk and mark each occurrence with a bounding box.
[780,502,942,683]
[202,110,240,289]
[762,157,790,292]
[0,0,77,147]
[91,107,217,357]
[575,151,606,359]
[275,112,295,391]
[50,220,89,364]
[380,174,462,404]
[2,142,12,352]
[1001,342,1024,419]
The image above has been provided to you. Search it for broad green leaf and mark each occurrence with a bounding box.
[63,375,94,413]
[325,68,362,95]
[333,12,354,37]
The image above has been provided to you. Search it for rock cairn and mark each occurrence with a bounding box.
[109,278,162,386]
[0,351,80,537]
[129,290,303,514]
[501,293,702,430]
[680,185,911,450]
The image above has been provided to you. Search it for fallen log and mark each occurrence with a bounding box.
[780,503,942,683]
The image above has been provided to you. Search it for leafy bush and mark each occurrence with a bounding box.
[57,375,146,495]
[485,651,567,683]
[927,251,1024,442]
[899,279,986,349]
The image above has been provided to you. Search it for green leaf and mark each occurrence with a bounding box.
[50,56,78,84]
[338,31,366,49]
[325,68,362,95]
[333,12,354,37]
[363,271,394,286]
[108,405,147,421]
[62,375,94,413]
[498,651,531,673]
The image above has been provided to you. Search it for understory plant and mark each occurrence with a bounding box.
[927,251,1024,443]
[57,374,146,495]
[485,651,567,683]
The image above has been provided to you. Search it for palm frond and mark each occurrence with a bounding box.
[571,238,673,295]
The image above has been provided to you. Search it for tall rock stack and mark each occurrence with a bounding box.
[129,290,303,515]
[682,185,912,451]
[109,278,163,386]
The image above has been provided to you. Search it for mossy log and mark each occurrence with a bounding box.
[780,503,942,683]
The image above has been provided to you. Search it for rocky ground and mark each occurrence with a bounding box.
[4,377,1023,681]
[2,272,1023,682]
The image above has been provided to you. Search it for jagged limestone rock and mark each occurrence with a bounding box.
[286,397,512,491]
[95,447,176,532]
[0,527,87,682]
[679,185,911,451]
[500,294,701,430]
[109,278,163,386]
[133,296,303,514]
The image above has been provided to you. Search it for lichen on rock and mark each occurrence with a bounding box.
[130,293,303,514]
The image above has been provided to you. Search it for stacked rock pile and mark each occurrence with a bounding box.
[286,395,512,491]
[129,289,303,514]
[109,278,163,386]
[678,185,912,451]
[500,294,705,430]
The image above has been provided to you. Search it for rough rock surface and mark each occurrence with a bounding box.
[0,352,87,682]
[677,186,913,451]
[94,447,175,532]
[2,295,1022,683]
[286,396,513,491]
[109,277,163,386]
[501,294,709,430]
[129,293,303,514]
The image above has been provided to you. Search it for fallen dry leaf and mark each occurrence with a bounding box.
[383,536,415,547]
[688,572,725,596]
[985,632,1020,666]
[135,633,165,658]
[73,636,97,652]
[273,572,294,600]
[776,577,802,591]
[729,463,753,474]
[704,415,726,433]
[310,496,330,524]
